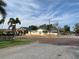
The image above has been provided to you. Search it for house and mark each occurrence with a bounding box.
[27,29,46,35]
[26,29,58,36]
[16,27,28,36]
[48,30,58,36]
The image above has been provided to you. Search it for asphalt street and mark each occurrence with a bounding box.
[0,43,78,59]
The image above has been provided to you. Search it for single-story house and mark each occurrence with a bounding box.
[26,29,58,36]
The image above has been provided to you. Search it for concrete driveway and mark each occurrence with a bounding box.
[0,43,77,59]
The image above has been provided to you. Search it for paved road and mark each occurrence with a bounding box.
[0,43,78,59]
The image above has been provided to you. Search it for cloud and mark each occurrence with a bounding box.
[1,0,79,29]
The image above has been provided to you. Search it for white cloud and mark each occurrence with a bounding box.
[2,0,79,29]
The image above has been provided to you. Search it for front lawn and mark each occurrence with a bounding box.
[0,39,33,48]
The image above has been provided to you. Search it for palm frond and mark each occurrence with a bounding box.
[0,18,4,24]
[0,0,6,6]
[16,18,21,24]
[8,24,12,29]
[12,25,16,31]
[8,18,15,25]
[0,6,6,19]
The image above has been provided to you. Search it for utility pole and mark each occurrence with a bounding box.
[48,19,51,39]
[55,22,60,36]
[50,20,60,36]
[48,19,60,38]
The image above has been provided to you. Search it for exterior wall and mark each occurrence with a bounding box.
[27,32,45,35]
[26,29,58,36]
[47,33,58,36]
[26,32,58,36]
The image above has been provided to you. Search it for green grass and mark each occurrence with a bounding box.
[0,40,33,48]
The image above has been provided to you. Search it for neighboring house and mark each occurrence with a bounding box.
[28,29,46,35]
[16,27,28,36]
[27,29,58,36]
[49,29,58,36]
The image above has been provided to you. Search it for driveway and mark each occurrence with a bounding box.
[0,43,78,59]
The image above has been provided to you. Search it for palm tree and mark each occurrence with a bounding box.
[0,18,4,24]
[0,0,6,30]
[8,17,21,35]
[0,0,6,24]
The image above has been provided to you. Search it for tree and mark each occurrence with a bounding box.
[0,18,4,24]
[8,17,21,35]
[39,24,56,31]
[47,24,52,31]
[64,25,70,33]
[39,24,47,30]
[59,27,64,32]
[74,23,79,34]
[0,0,7,24]
[29,25,38,31]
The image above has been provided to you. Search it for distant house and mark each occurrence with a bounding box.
[16,27,28,36]
[26,28,58,36]
[49,29,58,36]
[27,29,45,35]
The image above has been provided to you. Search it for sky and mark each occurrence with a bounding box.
[2,0,79,30]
